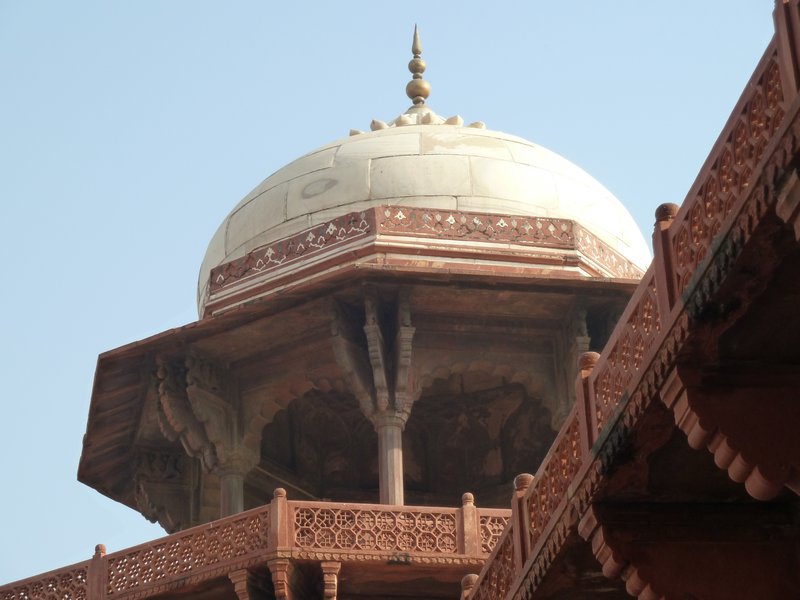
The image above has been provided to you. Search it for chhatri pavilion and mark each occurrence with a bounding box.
[4,3,800,599]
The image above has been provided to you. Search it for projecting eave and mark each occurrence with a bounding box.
[78,263,640,518]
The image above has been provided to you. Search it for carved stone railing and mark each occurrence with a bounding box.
[0,560,90,600]
[105,506,270,598]
[471,523,516,600]
[467,14,800,598]
[589,266,661,436]
[289,497,508,564]
[667,41,784,300]
[0,495,509,600]
[468,409,583,600]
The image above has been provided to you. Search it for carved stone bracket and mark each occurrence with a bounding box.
[579,502,800,599]
[228,568,251,600]
[320,561,341,600]
[660,366,800,500]
[331,299,380,420]
[156,355,259,474]
[156,353,261,517]
[268,558,294,600]
[133,451,196,533]
[330,287,419,427]
[156,358,217,471]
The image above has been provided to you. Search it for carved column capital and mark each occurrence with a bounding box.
[371,411,408,430]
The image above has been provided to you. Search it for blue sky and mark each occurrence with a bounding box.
[0,1,775,583]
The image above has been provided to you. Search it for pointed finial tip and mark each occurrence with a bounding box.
[412,24,422,56]
[406,25,430,105]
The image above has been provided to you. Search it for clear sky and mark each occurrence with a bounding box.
[0,1,776,584]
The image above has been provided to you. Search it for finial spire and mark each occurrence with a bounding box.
[406,25,430,106]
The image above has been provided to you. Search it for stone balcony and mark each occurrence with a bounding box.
[0,493,509,600]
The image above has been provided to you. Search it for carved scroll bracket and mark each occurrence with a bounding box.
[330,287,420,428]
[156,354,259,474]
[133,451,196,533]
[579,502,800,599]
[660,366,800,501]
[156,353,261,516]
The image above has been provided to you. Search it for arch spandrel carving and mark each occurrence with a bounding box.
[404,377,557,506]
[259,390,379,501]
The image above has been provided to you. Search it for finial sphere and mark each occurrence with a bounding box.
[406,79,431,103]
[655,202,679,222]
[408,57,426,75]
[461,574,479,590]
[578,351,601,371]
[514,473,534,491]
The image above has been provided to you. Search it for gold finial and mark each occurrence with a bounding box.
[406,25,430,106]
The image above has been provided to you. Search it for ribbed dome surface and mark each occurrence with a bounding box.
[199,125,650,311]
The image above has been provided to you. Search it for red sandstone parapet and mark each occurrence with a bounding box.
[0,497,509,600]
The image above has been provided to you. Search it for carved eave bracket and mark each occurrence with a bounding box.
[579,502,800,599]
[156,358,218,471]
[155,354,259,478]
[660,366,800,501]
[331,287,419,428]
[133,451,197,533]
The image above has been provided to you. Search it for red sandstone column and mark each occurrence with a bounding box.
[375,413,405,505]
[219,467,245,517]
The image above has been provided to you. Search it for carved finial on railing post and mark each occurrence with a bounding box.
[461,573,479,600]
[269,488,289,551]
[511,473,533,572]
[459,492,480,556]
[87,544,108,600]
[653,202,680,317]
[575,351,601,458]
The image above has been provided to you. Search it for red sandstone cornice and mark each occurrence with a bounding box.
[203,206,645,317]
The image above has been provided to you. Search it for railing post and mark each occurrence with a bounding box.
[575,351,600,459]
[87,544,107,600]
[458,492,480,556]
[774,0,800,104]
[269,488,290,551]
[511,473,533,572]
[652,203,679,318]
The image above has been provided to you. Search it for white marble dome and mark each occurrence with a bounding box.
[198,124,651,311]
